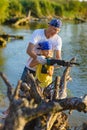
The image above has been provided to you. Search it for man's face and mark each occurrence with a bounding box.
[48,25,60,37]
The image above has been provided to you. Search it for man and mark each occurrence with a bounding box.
[21,18,62,81]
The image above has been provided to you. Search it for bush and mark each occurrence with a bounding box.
[52,2,64,16]
[0,0,9,23]
[39,0,54,17]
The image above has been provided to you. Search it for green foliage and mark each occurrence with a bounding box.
[51,2,64,16]
[19,0,30,14]
[20,0,42,17]
[20,0,54,18]
[80,1,87,17]
[28,0,42,17]
[0,0,9,23]
[20,0,63,18]
[20,0,87,19]
[9,0,23,17]
[39,0,54,17]
[67,1,81,12]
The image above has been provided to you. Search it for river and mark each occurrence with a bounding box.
[0,21,87,128]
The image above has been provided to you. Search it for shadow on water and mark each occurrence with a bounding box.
[0,22,87,127]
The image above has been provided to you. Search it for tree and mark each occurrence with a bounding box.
[8,0,23,17]
[0,0,9,23]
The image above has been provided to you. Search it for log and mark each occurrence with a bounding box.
[13,17,29,26]
[13,11,31,26]
[0,57,87,130]
[0,37,6,47]
[0,34,24,41]
[74,17,86,23]
[0,34,24,47]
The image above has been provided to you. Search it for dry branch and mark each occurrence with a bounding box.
[53,76,60,99]
[0,72,13,101]
[59,58,76,99]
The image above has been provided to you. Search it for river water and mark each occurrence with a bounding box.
[0,21,87,127]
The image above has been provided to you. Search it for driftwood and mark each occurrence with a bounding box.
[0,37,6,47]
[0,58,87,130]
[4,11,31,26]
[0,34,24,47]
[13,17,30,27]
[0,34,24,41]
[74,17,86,23]
[13,11,31,27]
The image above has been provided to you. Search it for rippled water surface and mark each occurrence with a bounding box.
[0,21,87,127]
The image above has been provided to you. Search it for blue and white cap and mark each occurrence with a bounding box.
[49,19,62,28]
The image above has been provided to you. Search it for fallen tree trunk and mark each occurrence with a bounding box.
[0,58,87,130]
[13,17,30,27]
[0,34,24,41]
[0,34,24,47]
[13,11,31,27]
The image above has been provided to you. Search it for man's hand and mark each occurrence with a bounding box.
[36,56,46,65]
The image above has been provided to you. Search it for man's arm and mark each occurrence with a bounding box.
[55,50,61,59]
[26,42,46,65]
[26,42,37,59]
[29,59,39,67]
